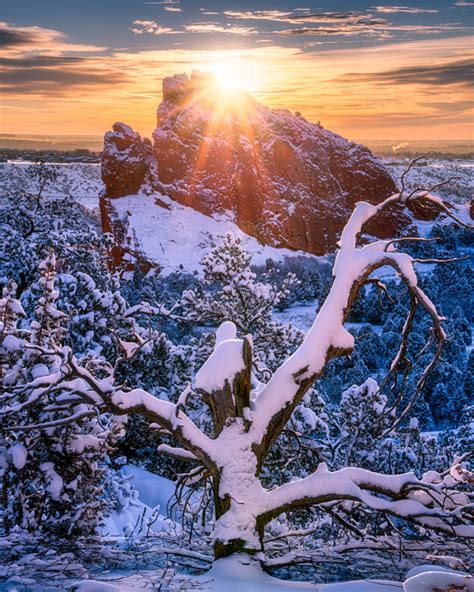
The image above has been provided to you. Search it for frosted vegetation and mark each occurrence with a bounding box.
[0,160,473,590]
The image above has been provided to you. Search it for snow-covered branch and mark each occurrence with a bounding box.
[250,191,448,458]
[157,444,200,463]
[3,344,217,470]
[262,463,474,538]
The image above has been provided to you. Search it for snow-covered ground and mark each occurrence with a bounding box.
[102,465,180,539]
[0,161,102,210]
[381,157,473,204]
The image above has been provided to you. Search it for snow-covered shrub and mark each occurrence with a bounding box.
[0,161,110,295]
[1,254,124,536]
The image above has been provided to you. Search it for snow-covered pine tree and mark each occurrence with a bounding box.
[1,253,123,537]
[0,281,25,382]
[323,378,447,476]
[4,184,472,568]
[179,231,303,373]
[0,161,109,296]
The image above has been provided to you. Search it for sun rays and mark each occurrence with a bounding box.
[173,71,265,204]
[206,59,260,93]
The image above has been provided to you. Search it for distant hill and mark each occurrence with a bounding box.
[0,134,103,152]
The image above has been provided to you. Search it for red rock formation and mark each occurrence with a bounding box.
[102,72,414,256]
[102,123,151,198]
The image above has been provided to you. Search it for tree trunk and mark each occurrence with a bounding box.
[210,428,265,561]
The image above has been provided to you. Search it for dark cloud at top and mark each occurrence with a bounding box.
[223,9,388,26]
[285,12,387,25]
[0,54,127,95]
[337,59,474,86]
[0,27,40,48]
[0,55,84,67]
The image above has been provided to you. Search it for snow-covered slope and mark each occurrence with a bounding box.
[109,192,319,274]
[101,465,181,538]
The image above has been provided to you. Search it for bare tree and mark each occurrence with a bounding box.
[2,176,473,563]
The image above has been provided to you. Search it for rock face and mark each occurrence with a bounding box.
[102,123,152,198]
[102,71,412,256]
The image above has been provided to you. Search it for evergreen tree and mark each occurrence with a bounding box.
[179,232,303,372]
[1,254,123,536]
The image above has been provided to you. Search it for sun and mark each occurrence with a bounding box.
[207,59,258,93]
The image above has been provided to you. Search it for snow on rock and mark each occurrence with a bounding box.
[105,192,315,274]
[101,122,152,198]
[8,443,27,469]
[162,72,194,103]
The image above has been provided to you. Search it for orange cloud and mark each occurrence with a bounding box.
[1,33,472,141]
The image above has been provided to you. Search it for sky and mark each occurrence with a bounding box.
[1,0,473,140]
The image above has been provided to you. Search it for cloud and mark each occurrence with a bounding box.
[453,0,474,5]
[223,8,469,40]
[278,22,470,38]
[0,21,106,55]
[338,58,473,86]
[184,22,258,35]
[164,6,182,12]
[0,26,43,48]
[130,19,179,35]
[222,10,294,22]
[0,54,127,95]
[373,6,439,13]
[223,10,387,25]
[223,10,393,38]
[278,25,389,37]
[392,141,410,151]
[0,23,118,97]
